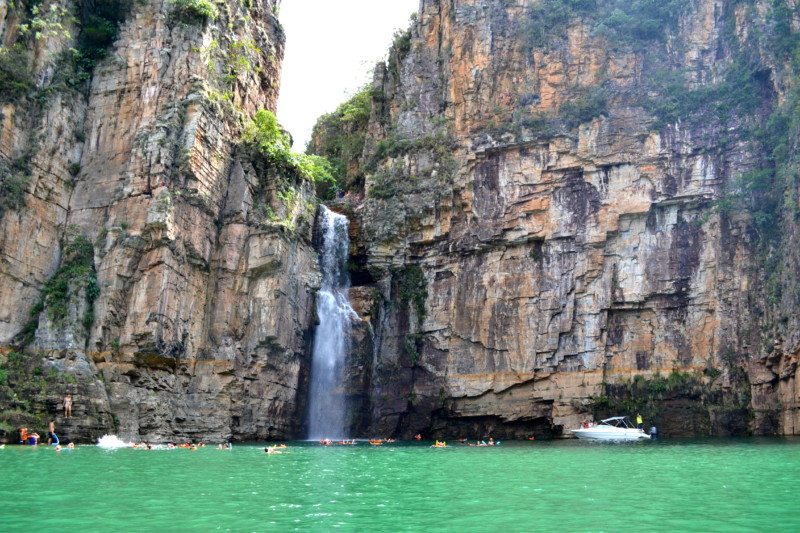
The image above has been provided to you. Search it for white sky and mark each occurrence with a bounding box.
[276,0,419,150]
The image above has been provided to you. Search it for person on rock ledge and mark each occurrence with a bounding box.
[636,413,644,429]
[63,394,73,418]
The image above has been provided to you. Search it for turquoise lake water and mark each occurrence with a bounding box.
[1,438,799,531]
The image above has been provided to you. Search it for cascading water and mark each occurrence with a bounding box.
[307,206,357,440]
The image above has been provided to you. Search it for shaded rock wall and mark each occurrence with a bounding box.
[316,0,800,438]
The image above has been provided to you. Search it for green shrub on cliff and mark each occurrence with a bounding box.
[41,233,99,326]
[690,2,800,260]
[242,109,336,186]
[0,351,67,434]
[391,265,428,322]
[53,0,138,87]
[558,86,608,129]
[524,0,687,50]
[645,61,764,130]
[0,173,30,219]
[169,0,219,25]
[308,87,373,196]
[0,44,34,101]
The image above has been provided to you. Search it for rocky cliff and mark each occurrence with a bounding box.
[0,0,322,443]
[2,0,799,443]
[311,0,800,438]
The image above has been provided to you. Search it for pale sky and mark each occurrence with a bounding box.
[276,0,419,150]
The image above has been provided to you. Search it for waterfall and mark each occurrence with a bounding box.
[307,206,357,440]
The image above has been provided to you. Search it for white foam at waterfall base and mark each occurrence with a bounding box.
[97,435,133,449]
[307,206,358,440]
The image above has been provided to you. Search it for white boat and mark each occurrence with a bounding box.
[572,417,651,441]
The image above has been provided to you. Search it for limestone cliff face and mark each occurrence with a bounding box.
[1,0,320,442]
[3,0,799,443]
[315,0,800,438]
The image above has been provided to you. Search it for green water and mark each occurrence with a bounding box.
[1,439,799,532]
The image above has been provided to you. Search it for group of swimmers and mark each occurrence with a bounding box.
[466,437,499,447]
[130,441,234,451]
[431,437,500,448]
[314,436,501,448]
[18,422,67,449]
[318,438,400,447]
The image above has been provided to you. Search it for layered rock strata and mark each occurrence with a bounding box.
[0,0,320,442]
[317,0,800,438]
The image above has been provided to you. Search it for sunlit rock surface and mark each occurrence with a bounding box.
[0,0,319,442]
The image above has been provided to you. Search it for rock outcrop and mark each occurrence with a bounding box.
[0,0,320,442]
[313,0,800,438]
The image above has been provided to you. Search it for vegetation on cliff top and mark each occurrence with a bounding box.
[308,87,373,196]
[242,109,336,187]
[242,110,332,234]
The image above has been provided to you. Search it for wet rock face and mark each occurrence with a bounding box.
[329,0,800,438]
[1,0,320,442]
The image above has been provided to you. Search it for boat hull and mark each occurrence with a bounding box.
[572,428,651,441]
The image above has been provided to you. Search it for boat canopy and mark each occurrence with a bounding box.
[600,416,634,428]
